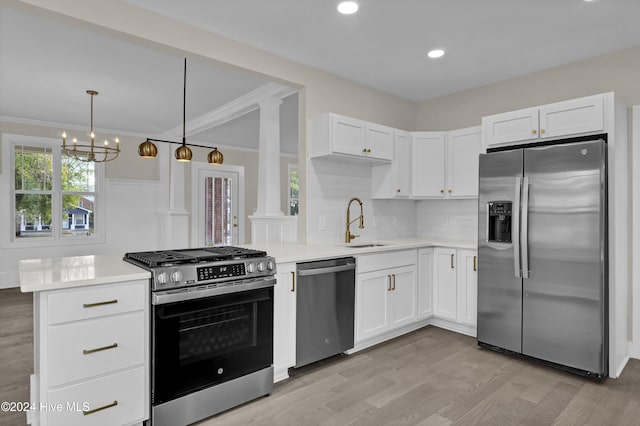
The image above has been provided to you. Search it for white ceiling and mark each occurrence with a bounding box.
[2,1,640,155]
[0,3,299,154]
[127,0,640,102]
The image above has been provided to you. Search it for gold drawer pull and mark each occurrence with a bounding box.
[83,299,118,308]
[531,129,537,135]
[396,189,401,193]
[473,256,477,272]
[540,128,546,134]
[83,343,118,355]
[451,254,455,269]
[291,271,295,292]
[83,400,118,416]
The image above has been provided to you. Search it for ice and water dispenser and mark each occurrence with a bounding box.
[487,202,512,243]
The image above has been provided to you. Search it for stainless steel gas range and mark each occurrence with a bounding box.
[124,246,277,426]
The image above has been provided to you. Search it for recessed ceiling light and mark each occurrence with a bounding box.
[427,49,445,59]
[337,1,359,15]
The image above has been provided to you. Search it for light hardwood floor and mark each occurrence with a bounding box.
[2,287,639,426]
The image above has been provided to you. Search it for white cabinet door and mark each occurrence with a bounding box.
[484,107,539,147]
[539,94,604,140]
[417,248,434,319]
[446,126,482,198]
[274,263,296,374]
[456,250,478,326]
[412,132,446,197]
[393,130,411,197]
[366,123,394,161]
[433,248,457,321]
[356,270,391,342]
[388,266,417,329]
[332,114,366,156]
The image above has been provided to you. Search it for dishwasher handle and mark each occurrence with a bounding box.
[296,263,356,277]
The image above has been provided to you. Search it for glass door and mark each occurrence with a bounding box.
[195,168,240,246]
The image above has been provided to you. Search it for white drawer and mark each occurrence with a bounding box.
[46,367,145,426]
[48,281,146,325]
[47,311,145,387]
[357,249,417,274]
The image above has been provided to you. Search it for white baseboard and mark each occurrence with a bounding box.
[429,317,477,337]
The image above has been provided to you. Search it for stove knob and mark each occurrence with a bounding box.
[266,260,275,271]
[156,272,169,285]
[257,261,265,272]
[246,263,256,273]
[171,270,184,283]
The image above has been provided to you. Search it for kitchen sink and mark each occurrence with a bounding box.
[345,243,387,248]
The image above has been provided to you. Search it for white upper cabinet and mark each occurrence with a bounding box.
[412,127,481,199]
[311,113,393,162]
[371,129,412,199]
[412,132,446,197]
[483,93,606,149]
[446,127,482,198]
[393,130,411,197]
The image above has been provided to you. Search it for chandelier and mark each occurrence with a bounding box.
[138,58,224,165]
[61,90,120,162]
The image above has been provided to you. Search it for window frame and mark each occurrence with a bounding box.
[1,134,105,248]
[287,164,299,216]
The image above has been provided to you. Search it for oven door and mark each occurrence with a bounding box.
[152,286,274,405]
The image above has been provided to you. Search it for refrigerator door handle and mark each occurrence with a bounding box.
[513,177,522,278]
[521,176,530,279]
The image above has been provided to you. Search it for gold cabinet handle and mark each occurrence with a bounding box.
[83,299,118,308]
[540,128,546,134]
[291,271,295,292]
[440,189,444,194]
[448,189,452,193]
[451,254,455,269]
[367,148,371,153]
[531,129,537,135]
[473,256,477,272]
[83,400,118,416]
[392,274,396,290]
[362,148,367,153]
[83,343,118,355]
[396,189,401,193]
[387,275,392,291]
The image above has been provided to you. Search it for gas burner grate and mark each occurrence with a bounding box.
[124,246,267,267]
[202,246,267,259]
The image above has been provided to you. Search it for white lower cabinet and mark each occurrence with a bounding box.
[433,248,458,321]
[273,262,296,381]
[34,280,149,426]
[457,250,478,327]
[417,248,434,318]
[432,247,478,334]
[355,250,417,345]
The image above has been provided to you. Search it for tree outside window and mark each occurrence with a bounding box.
[13,144,96,239]
[288,166,299,216]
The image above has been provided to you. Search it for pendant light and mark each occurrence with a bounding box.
[61,90,120,162]
[139,58,223,165]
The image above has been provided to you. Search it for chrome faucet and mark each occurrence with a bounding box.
[345,197,364,243]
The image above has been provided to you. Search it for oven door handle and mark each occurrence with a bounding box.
[152,277,276,305]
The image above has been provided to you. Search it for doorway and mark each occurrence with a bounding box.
[192,164,245,246]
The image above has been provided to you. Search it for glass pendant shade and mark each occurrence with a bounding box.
[175,144,193,162]
[208,148,224,165]
[138,139,158,158]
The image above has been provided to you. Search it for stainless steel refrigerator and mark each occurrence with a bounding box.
[477,138,608,379]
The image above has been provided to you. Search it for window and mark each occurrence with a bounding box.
[5,134,103,245]
[288,165,299,216]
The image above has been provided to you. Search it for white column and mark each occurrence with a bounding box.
[249,97,298,244]
[255,97,283,216]
[162,146,190,249]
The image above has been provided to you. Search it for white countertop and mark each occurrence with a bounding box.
[19,254,151,293]
[244,237,477,264]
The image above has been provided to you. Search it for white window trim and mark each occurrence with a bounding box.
[287,163,299,216]
[1,133,105,248]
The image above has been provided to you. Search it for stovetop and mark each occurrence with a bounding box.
[124,246,267,268]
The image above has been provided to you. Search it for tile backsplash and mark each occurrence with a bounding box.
[305,157,477,244]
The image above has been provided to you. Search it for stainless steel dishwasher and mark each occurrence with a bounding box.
[295,257,356,367]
